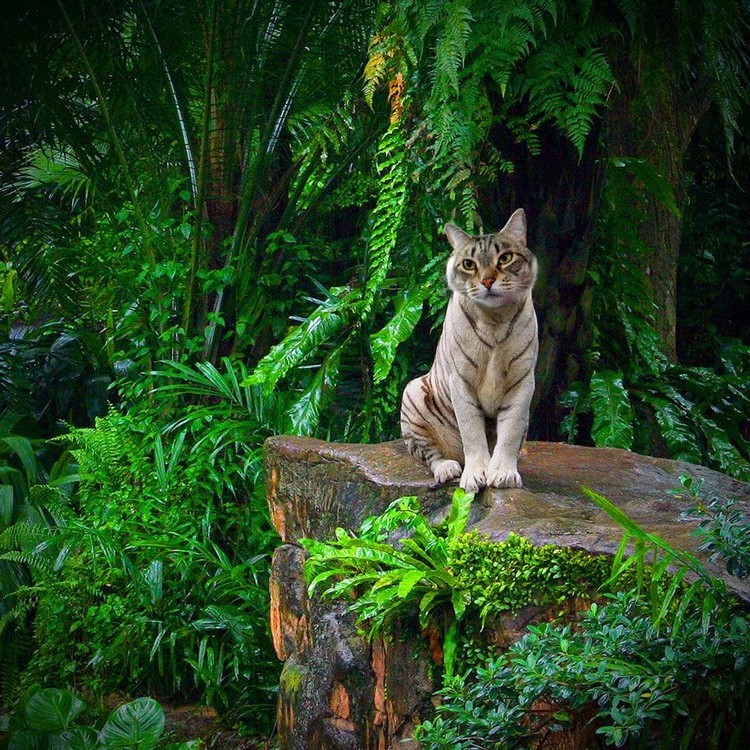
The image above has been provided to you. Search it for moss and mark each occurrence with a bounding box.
[280,662,306,702]
[448,532,611,621]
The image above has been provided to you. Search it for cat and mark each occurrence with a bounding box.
[400,208,538,491]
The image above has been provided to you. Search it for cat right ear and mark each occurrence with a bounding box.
[445,223,471,251]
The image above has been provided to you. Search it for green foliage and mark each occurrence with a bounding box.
[302,489,473,677]
[415,488,750,749]
[415,593,750,750]
[677,474,750,580]
[589,370,634,450]
[0,415,77,705]
[1,0,750,735]
[303,490,616,678]
[564,157,750,480]
[1,410,278,730]
[450,532,610,624]
[0,686,195,750]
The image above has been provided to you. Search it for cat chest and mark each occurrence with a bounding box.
[475,347,513,414]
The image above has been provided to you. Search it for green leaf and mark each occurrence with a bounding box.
[0,484,14,527]
[8,729,49,750]
[61,727,100,750]
[609,157,680,217]
[370,287,426,383]
[24,689,86,732]
[396,569,425,598]
[361,122,409,314]
[243,287,359,394]
[445,488,473,543]
[589,370,634,449]
[451,589,467,620]
[641,393,702,465]
[1,436,41,484]
[285,344,343,435]
[443,619,459,679]
[99,698,165,750]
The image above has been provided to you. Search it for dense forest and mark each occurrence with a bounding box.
[1,0,749,747]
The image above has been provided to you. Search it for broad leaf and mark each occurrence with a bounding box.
[396,569,425,598]
[61,727,99,750]
[8,729,49,750]
[445,488,472,543]
[99,698,165,750]
[285,343,343,436]
[24,689,86,732]
[370,287,426,383]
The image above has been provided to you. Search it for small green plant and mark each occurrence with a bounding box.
[450,532,610,624]
[301,489,473,677]
[0,685,198,750]
[2,410,278,730]
[676,474,750,580]
[302,489,617,678]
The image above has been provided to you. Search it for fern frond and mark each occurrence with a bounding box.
[285,343,344,436]
[370,288,427,384]
[431,2,474,97]
[638,392,703,465]
[243,286,360,394]
[361,121,409,314]
[589,370,634,449]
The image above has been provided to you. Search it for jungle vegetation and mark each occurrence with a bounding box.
[1,0,749,744]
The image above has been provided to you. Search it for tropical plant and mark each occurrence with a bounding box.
[0,685,197,750]
[1,0,382,371]
[0,415,76,705]
[302,489,473,677]
[561,156,750,481]
[677,474,750,580]
[302,489,616,678]
[1,410,278,730]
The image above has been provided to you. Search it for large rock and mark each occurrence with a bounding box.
[265,437,750,749]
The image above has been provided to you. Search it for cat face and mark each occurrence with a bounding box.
[444,209,537,309]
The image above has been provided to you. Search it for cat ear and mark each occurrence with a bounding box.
[500,208,527,245]
[445,223,471,251]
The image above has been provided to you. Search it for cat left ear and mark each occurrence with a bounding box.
[445,223,471,251]
[500,208,527,245]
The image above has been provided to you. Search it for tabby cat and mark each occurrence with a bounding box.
[400,209,538,491]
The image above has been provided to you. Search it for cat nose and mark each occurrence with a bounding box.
[481,277,495,289]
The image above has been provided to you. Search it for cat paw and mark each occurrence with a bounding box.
[460,466,487,493]
[432,460,462,485]
[485,466,522,489]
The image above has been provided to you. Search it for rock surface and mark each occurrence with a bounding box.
[265,437,750,749]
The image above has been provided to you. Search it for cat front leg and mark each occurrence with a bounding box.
[450,375,490,492]
[486,389,533,489]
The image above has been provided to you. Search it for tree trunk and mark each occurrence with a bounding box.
[605,43,709,360]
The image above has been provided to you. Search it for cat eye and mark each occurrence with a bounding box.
[461,258,476,271]
[498,251,514,265]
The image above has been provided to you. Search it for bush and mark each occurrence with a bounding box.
[1,409,279,732]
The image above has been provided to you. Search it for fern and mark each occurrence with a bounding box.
[244,286,359,394]
[431,2,474,97]
[362,121,410,313]
[589,370,634,450]
[370,287,427,383]
[285,344,343,436]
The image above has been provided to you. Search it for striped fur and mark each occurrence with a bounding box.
[400,209,538,491]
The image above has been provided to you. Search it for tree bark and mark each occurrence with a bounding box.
[604,42,709,360]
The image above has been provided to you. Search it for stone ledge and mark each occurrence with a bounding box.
[265,436,750,601]
[264,437,750,750]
